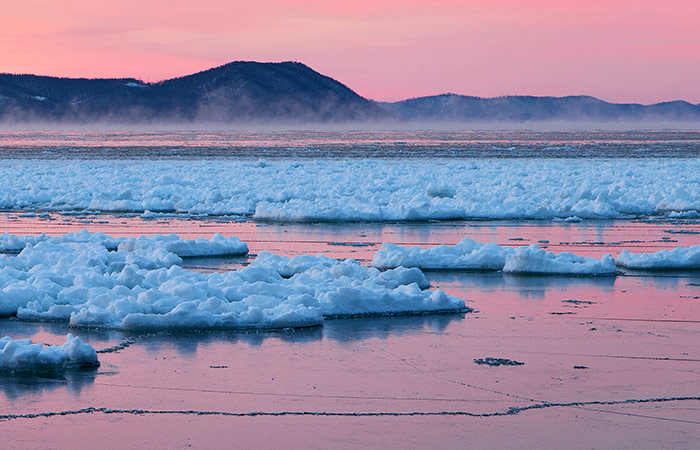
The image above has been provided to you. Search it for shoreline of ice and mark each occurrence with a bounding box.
[1,159,699,221]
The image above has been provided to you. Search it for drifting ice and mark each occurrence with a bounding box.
[117,233,248,257]
[0,233,467,330]
[372,239,512,271]
[502,245,617,275]
[0,334,98,372]
[0,159,698,220]
[0,230,248,257]
[615,245,700,270]
[373,240,617,275]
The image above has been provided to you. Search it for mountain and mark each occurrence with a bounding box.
[0,61,386,123]
[1,62,699,124]
[381,94,700,123]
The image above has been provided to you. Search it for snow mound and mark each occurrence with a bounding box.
[1,159,699,220]
[615,246,700,270]
[372,239,513,271]
[0,241,466,330]
[0,334,99,373]
[502,244,617,275]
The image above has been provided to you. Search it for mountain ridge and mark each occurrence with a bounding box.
[380,93,700,122]
[1,62,699,124]
[0,61,385,123]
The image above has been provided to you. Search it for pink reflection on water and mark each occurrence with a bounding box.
[1,214,700,448]
[1,213,699,264]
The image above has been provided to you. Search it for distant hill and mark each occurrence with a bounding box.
[1,62,699,124]
[0,61,386,123]
[380,94,700,123]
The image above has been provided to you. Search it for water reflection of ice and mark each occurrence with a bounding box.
[0,370,97,401]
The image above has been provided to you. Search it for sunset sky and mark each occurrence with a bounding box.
[2,0,699,103]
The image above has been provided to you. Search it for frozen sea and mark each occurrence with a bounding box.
[1,130,700,449]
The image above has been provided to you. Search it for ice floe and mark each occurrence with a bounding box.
[615,245,700,270]
[0,334,98,373]
[0,234,466,330]
[502,245,617,275]
[0,230,122,253]
[372,240,617,275]
[117,233,248,257]
[372,239,513,271]
[0,159,699,220]
[0,230,248,257]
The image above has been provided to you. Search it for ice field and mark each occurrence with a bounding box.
[0,158,699,221]
[2,130,700,449]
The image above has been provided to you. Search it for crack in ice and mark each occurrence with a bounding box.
[3,396,700,423]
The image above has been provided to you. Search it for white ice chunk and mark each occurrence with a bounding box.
[616,246,700,270]
[502,244,617,275]
[118,233,248,257]
[1,239,466,330]
[0,334,98,372]
[372,239,513,271]
[1,230,248,257]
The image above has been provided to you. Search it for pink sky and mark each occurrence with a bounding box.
[2,0,699,103]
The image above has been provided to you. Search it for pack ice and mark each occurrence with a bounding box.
[0,334,98,373]
[1,159,699,220]
[373,239,618,275]
[0,233,467,330]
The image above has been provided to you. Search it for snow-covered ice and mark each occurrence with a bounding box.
[117,233,248,257]
[0,230,122,253]
[372,239,513,271]
[0,159,699,220]
[0,334,98,373]
[502,245,618,275]
[0,230,248,257]
[373,240,617,275]
[615,246,700,270]
[0,233,466,330]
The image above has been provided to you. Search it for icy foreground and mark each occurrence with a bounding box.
[0,334,98,373]
[615,246,700,270]
[1,159,699,220]
[373,240,618,275]
[0,230,248,257]
[0,236,466,330]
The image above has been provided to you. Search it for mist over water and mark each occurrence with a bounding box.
[1,129,700,159]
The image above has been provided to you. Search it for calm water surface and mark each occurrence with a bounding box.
[1,130,700,158]
[1,212,700,449]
